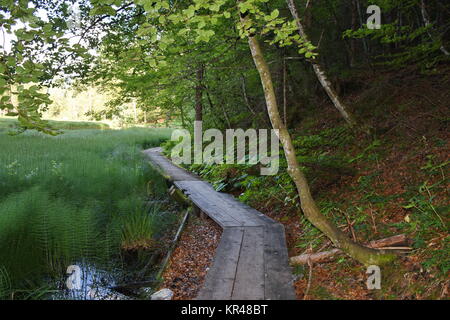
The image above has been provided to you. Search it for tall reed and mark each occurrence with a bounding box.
[0,126,172,299]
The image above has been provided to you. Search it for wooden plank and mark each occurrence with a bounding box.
[263,223,296,300]
[231,227,265,300]
[176,181,263,227]
[144,149,200,182]
[214,193,265,227]
[218,193,275,226]
[197,227,244,300]
[184,181,264,227]
[175,181,242,227]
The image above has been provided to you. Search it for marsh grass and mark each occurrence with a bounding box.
[0,126,172,299]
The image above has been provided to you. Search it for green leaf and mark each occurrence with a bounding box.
[270,9,279,20]
[185,6,195,18]
[90,6,116,16]
[198,20,206,28]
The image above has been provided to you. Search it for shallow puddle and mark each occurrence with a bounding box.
[53,262,131,300]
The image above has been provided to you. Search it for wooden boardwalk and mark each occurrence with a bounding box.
[144,148,296,300]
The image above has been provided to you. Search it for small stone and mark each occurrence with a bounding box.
[150,288,174,300]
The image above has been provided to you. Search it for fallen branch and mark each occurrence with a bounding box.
[137,208,190,280]
[290,234,408,265]
[376,247,412,251]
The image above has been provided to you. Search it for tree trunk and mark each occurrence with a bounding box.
[241,74,271,128]
[350,0,358,68]
[179,104,186,128]
[421,0,449,56]
[133,99,138,123]
[283,57,288,126]
[355,0,369,55]
[195,65,204,122]
[206,89,230,128]
[286,0,357,127]
[244,30,395,266]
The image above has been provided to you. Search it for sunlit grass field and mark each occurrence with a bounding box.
[0,120,172,299]
[0,117,110,132]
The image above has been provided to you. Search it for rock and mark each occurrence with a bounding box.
[150,288,174,300]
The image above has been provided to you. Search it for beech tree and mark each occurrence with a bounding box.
[236,0,394,265]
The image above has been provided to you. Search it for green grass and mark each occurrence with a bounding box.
[0,117,110,132]
[0,126,172,299]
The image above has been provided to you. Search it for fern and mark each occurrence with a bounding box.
[0,266,11,300]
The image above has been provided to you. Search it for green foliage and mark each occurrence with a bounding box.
[2,0,449,131]
[2,0,323,131]
[0,1,92,133]
[421,238,449,276]
[0,266,11,300]
[118,198,178,250]
[185,125,353,215]
[348,139,381,163]
[343,1,450,69]
[394,157,449,276]
[403,181,447,231]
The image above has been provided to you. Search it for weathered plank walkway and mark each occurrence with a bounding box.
[144,148,296,300]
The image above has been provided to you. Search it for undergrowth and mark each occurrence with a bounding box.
[163,119,449,299]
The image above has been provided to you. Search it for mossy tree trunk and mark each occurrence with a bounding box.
[245,31,395,266]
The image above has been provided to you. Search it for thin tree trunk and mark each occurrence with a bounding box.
[195,65,204,122]
[244,30,395,266]
[355,0,369,54]
[286,0,358,127]
[206,89,230,128]
[283,57,288,126]
[241,74,271,127]
[421,0,449,56]
[350,0,358,68]
[178,102,186,128]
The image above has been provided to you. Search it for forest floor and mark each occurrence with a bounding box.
[259,68,449,300]
[160,215,222,300]
[161,67,449,300]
